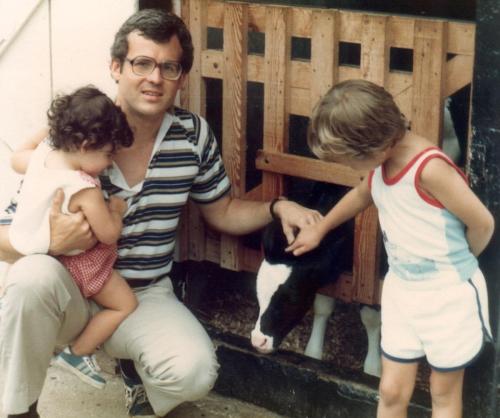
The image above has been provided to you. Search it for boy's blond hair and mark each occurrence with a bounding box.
[308,79,407,161]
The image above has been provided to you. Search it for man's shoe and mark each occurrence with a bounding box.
[121,367,157,417]
[54,347,106,389]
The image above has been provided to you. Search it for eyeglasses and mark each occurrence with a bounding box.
[125,56,183,81]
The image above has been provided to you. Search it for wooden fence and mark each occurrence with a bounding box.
[177,0,475,305]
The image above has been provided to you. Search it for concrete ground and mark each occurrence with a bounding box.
[0,351,286,418]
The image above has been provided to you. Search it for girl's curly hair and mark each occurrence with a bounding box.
[47,86,133,152]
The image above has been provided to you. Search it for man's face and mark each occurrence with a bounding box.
[110,31,187,121]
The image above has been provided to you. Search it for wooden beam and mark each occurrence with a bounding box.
[220,2,249,270]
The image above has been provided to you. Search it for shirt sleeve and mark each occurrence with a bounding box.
[189,118,231,204]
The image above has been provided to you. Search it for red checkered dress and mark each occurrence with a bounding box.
[59,242,117,298]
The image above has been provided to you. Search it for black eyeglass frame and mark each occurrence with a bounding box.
[125,56,183,81]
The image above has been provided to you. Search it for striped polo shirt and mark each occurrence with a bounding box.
[1,107,231,288]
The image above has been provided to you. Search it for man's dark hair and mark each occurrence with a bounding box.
[111,9,194,73]
[47,86,134,152]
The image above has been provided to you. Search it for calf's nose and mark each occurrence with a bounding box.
[251,330,273,353]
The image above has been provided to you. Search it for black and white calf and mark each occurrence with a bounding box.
[251,184,382,377]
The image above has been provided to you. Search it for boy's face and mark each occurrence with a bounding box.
[335,150,388,172]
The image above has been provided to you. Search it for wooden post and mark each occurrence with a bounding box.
[220,2,249,270]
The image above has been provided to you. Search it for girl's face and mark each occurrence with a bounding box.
[78,143,114,176]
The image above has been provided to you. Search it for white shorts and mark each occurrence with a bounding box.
[381,269,492,371]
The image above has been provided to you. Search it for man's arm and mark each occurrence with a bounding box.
[198,195,322,244]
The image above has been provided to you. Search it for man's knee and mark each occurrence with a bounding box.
[150,346,219,401]
[4,255,70,307]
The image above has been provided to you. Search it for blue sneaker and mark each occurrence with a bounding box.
[54,347,106,389]
[120,365,157,417]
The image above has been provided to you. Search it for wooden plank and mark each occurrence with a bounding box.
[186,0,208,261]
[187,0,207,116]
[256,150,364,188]
[445,55,473,97]
[220,2,249,270]
[310,10,338,110]
[353,14,388,303]
[353,206,381,304]
[411,19,447,145]
[448,21,475,56]
[262,6,291,199]
[361,14,388,85]
[222,2,248,196]
[201,50,413,116]
[180,0,191,110]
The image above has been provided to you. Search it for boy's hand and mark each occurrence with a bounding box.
[285,223,326,256]
[274,200,322,245]
[48,189,96,255]
[108,196,127,216]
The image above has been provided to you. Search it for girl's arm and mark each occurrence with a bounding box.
[420,158,495,256]
[69,189,126,245]
[286,175,373,256]
[11,128,49,174]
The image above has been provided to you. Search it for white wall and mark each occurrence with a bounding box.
[0,0,137,151]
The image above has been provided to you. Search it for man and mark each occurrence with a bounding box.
[0,9,320,418]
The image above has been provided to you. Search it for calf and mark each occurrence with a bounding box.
[251,184,382,377]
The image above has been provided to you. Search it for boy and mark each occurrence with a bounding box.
[287,79,494,418]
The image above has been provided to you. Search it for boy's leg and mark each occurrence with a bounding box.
[103,278,219,417]
[429,369,464,418]
[377,356,418,418]
[0,255,90,415]
[71,271,137,356]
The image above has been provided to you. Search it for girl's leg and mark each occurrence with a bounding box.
[429,369,464,418]
[70,271,137,356]
[377,356,418,418]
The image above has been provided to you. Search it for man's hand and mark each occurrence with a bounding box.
[273,200,323,245]
[48,189,97,255]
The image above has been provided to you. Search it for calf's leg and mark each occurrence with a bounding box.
[304,294,335,360]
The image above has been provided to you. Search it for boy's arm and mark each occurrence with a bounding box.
[70,189,126,245]
[11,128,49,174]
[287,175,374,256]
[420,158,495,256]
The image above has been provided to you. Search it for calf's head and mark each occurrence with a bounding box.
[251,218,348,353]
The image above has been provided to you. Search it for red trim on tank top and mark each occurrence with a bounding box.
[414,152,468,208]
[382,147,441,185]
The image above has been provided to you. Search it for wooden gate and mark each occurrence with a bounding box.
[178,0,475,305]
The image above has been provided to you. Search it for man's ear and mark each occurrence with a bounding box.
[178,72,188,90]
[110,59,122,83]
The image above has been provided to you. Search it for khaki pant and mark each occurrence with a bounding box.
[0,255,219,416]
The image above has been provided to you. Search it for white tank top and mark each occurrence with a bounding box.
[10,140,98,255]
[369,147,477,282]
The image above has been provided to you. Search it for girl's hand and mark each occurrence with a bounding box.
[273,200,323,245]
[285,223,326,256]
[108,196,127,216]
[48,189,97,255]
